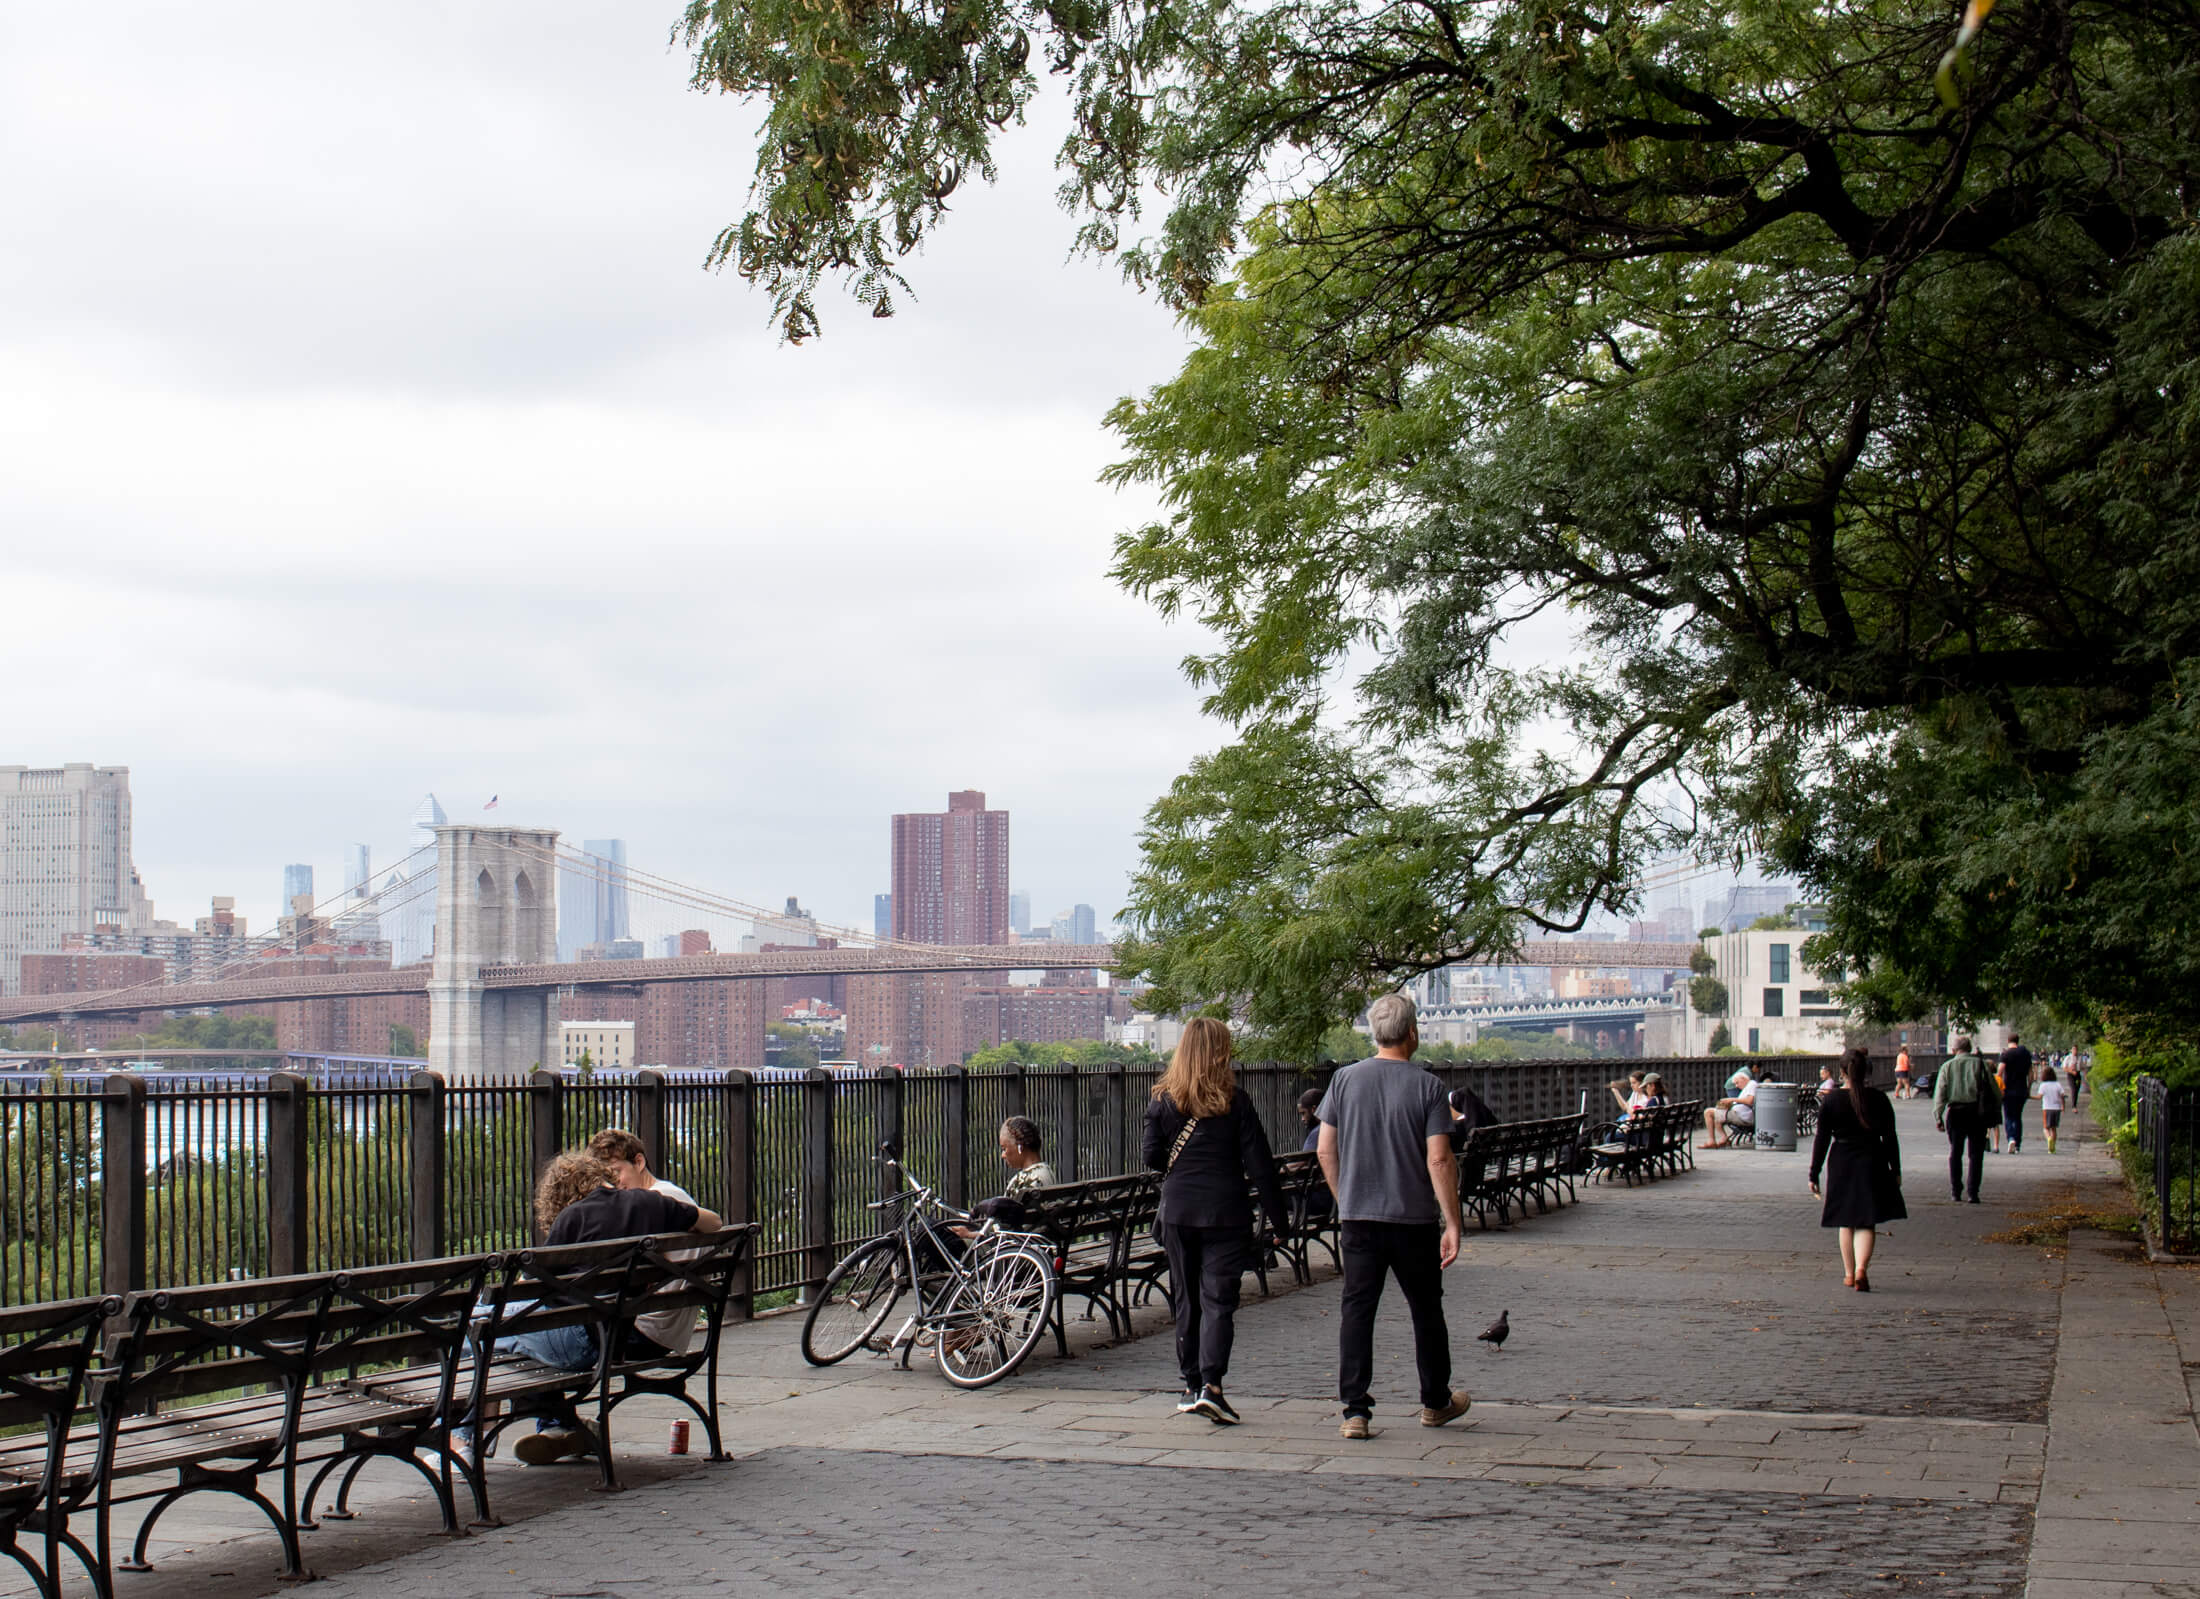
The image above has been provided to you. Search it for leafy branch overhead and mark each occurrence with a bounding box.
[684,0,2200,1050]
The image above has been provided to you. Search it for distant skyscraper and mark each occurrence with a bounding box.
[890,791,1009,945]
[560,839,629,959]
[0,764,149,994]
[1053,904,1097,946]
[345,844,372,899]
[283,863,315,913]
[1010,890,1030,936]
[874,894,893,939]
[1702,883,1798,933]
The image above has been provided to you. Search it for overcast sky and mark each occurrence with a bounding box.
[1,2,1219,940]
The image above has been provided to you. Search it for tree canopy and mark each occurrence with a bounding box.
[682,0,2200,1052]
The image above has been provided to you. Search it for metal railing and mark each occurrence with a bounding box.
[2135,1077,2199,1254]
[2,1052,1852,1312]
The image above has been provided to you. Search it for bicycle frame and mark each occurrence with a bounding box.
[869,1151,1046,1367]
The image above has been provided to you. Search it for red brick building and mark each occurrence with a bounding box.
[890,790,1010,946]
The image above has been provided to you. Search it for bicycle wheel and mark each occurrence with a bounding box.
[801,1238,905,1366]
[935,1240,1057,1389]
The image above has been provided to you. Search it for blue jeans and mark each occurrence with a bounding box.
[455,1321,596,1442]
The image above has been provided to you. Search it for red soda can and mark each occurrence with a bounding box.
[668,1418,690,1455]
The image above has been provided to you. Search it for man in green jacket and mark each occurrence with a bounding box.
[1932,1037,1994,1204]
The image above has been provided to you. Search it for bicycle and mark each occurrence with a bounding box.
[800,1142,1059,1389]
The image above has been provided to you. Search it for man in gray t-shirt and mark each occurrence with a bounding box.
[1316,993,1471,1437]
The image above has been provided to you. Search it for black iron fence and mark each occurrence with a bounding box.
[3,1052,1860,1313]
[2135,1076,2199,1254]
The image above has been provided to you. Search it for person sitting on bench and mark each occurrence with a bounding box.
[1701,1068,1758,1149]
[503,1150,722,1466]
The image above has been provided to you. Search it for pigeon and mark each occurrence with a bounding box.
[1477,1310,1510,1351]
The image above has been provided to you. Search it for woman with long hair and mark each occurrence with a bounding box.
[1807,1048,1906,1291]
[1142,1017,1290,1425]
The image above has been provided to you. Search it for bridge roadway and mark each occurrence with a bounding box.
[0,940,1698,1025]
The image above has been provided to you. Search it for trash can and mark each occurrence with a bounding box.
[1752,1081,1798,1150]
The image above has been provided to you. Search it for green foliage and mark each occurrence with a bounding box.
[687,0,2200,1055]
[961,1040,1163,1070]
[1698,928,1725,940]
[767,1023,821,1071]
[1688,948,1716,976]
[1419,1032,1596,1061]
[0,1023,74,1053]
[388,1024,425,1059]
[1708,1022,1734,1054]
[108,1014,278,1056]
[1748,915,1797,932]
[1688,977,1730,1018]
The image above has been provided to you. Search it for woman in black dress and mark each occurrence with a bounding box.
[1808,1047,1905,1291]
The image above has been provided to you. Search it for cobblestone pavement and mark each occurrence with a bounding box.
[24,1093,2141,1599]
[307,1447,2035,1599]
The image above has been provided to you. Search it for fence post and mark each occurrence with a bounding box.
[803,1067,834,1294]
[634,1068,667,1171]
[266,1072,311,1277]
[528,1068,564,1243]
[1104,1063,1127,1177]
[944,1065,969,1209]
[880,1067,905,1204]
[408,1071,447,1261]
[720,1070,754,1321]
[100,1072,148,1298]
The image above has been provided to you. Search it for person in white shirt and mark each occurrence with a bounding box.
[587,1127,702,1355]
[1702,1069,1758,1149]
[2037,1068,2068,1154]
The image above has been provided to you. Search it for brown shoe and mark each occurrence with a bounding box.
[1420,1390,1473,1428]
[1338,1414,1371,1440]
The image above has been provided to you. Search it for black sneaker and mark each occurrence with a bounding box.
[1190,1386,1239,1426]
[1175,1386,1204,1415]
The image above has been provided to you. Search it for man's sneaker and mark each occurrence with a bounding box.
[1175,1387,1204,1415]
[1420,1390,1474,1428]
[1190,1387,1239,1426]
[1339,1413,1371,1440]
[512,1426,591,1466]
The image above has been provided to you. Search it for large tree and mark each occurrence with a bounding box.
[681,0,2200,1050]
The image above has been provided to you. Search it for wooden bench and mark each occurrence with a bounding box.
[1457,1114,1585,1227]
[0,1295,119,1599]
[1587,1101,1701,1186]
[0,1225,757,1593]
[1020,1175,1153,1355]
[1270,1150,1339,1285]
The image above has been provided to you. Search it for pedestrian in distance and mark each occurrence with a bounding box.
[1142,1017,1290,1427]
[2000,1034,2035,1154]
[1894,1045,1913,1099]
[1932,1036,1998,1204]
[2038,1065,2067,1153]
[1808,1048,1905,1291]
[1316,992,1474,1440]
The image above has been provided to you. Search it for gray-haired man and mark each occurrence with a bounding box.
[1317,992,1473,1439]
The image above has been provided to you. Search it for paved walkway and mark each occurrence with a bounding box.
[18,1092,2199,1598]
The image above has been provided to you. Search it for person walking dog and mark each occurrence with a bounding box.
[1316,993,1473,1439]
[1808,1048,1905,1291]
[1143,1018,1290,1426]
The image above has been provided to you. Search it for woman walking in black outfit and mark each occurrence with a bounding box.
[1143,1017,1290,1425]
[1808,1047,1906,1291]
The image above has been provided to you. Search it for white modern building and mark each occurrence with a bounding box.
[1670,927,1850,1054]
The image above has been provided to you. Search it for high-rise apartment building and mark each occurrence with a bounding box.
[890,791,1009,946]
[282,864,315,912]
[0,764,152,994]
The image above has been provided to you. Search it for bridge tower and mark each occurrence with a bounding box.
[428,825,560,1080]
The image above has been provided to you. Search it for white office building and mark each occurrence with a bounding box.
[0,764,154,994]
[1671,928,1850,1055]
